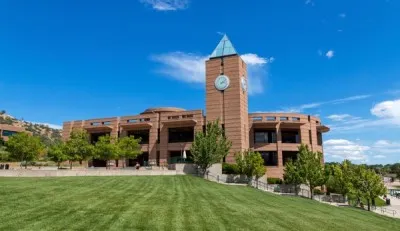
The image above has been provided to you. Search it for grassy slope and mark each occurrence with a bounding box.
[0,175,399,231]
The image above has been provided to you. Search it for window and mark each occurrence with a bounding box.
[139,118,150,122]
[317,132,323,145]
[127,130,150,144]
[91,122,101,126]
[281,130,300,143]
[1,130,18,137]
[280,117,289,121]
[168,127,194,143]
[259,151,278,166]
[252,117,262,121]
[309,130,312,145]
[182,114,193,119]
[266,116,276,121]
[168,116,179,120]
[254,130,276,143]
[103,121,111,125]
[292,117,300,122]
[157,128,160,144]
[90,132,110,144]
[128,119,138,123]
[283,151,298,165]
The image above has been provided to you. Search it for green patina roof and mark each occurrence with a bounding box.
[210,34,238,58]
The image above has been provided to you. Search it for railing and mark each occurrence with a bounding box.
[380,207,397,217]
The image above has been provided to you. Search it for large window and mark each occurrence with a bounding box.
[254,130,276,143]
[259,151,278,166]
[168,127,194,143]
[281,130,300,144]
[283,151,298,165]
[317,132,323,146]
[127,130,150,144]
[90,132,110,144]
[1,130,18,137]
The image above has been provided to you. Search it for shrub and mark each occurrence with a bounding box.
[267,178,283,184]
[222,163,240,175]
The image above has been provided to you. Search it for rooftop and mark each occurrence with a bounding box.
[210,34,238,58]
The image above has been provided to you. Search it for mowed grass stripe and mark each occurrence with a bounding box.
[1,175,399,231]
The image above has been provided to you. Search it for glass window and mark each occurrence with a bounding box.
[266,116,276,121]
[292,117,300,121]
[168,127,194,143]
[254,130,276,143]
[317,132,323,145]
[259,151,278,166]
[128,119,138,123]
[252,117,262,121]
[281,130,300,143]
[127,130,150,144]
[280,117,289,121]
[103,121,111,125]
[1,130,18,137]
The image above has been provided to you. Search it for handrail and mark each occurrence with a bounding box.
[380,207,397,216]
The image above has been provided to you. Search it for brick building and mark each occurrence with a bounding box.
[0,124,28,142]
[62,35,329,178]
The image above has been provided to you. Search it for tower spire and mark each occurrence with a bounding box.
[210,34,238,58]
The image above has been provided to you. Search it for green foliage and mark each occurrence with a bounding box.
[313,188,323,195]
[222,163,240,174]
[235,150,266,182]
[297,144,326,199]
[117,136,142,167]
[326,160,353,197]
[350,165,387,211]
[64,129,94,168]
[190,119,231,175]
[0,145,10,162]
[0,116,14,125]
[47,142,69,168]
[5,132,44,168]
[94,135,119,169]
[267,178,283,184]
[283,159,302,195]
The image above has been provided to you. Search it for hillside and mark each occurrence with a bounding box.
[0,175,398,230]
[0,110,62,145]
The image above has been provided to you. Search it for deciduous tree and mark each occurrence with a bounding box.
[117,136,142,168]
[47,142,68,169]
[6,132,44,168]
[191,119,231,176]
[297,144,326,199]
[235,150,266,186]
[64,129,94,169]
[94,135,119,169]
[283,159,302,195]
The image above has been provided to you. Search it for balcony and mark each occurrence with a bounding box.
[84,121,114,132]
[317,125,330,133]
[120,117,153,130]
[162,114,197,126]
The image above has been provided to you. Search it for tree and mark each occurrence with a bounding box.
[0,138,10,162]
[283,159,302,195]
[235,150,266,186]
[94,135,119,169]
[64,129,94,169]
[353,166,386,211]
[332,160,354,199]
[297,144,326,199]
[6,132,44,169]
[191,119,231,176]
[117,136,142,168]
[47,142,68,169]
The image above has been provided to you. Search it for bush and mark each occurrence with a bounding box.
[313,188,324,195]
[267,178,283,184]
[222,163,240,175]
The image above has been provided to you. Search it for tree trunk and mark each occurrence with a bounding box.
[69,161,72,169]
[367,199,371,211]
[310,186,314,200]
[57,162,60,169]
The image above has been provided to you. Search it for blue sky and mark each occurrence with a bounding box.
[0,0,399,164]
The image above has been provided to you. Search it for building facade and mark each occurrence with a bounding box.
[0,124,28,141]
[62,35,329,178]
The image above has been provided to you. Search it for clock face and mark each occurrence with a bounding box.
[214,75,230,91]
[241,77,247,92]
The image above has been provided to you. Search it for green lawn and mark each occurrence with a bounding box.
[0,176,399,231]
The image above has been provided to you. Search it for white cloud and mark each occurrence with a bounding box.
[373,155,386,159]
[151,52,273,95]
[339,13,346,18]
[281,94,371,112]
[370,99,400,124]
[324,139,369,161]
[140,0,188,11]
[327,114,352,121]
[326,50,334,59]
[29,122,63,130]
[373,140,400,154]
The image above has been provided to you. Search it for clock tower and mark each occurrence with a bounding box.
[205,35,249,162]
